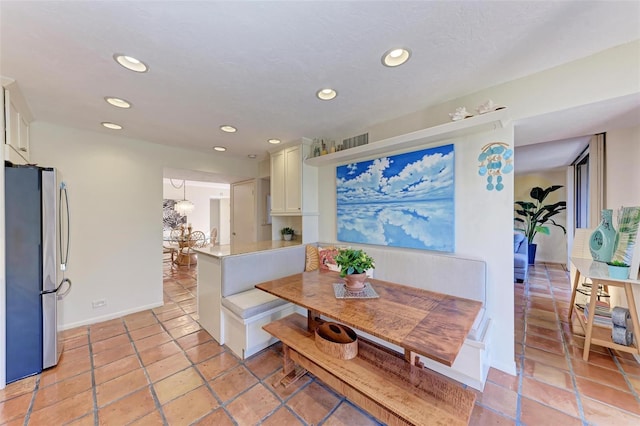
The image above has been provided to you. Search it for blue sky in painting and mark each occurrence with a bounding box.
[336,144,454,204]
[336,144,454,251]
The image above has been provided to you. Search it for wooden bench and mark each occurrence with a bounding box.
[264,313,476,426]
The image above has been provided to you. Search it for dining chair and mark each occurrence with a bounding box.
[163,227,182,268]
[184,230,207,267]
[210,227,218,246]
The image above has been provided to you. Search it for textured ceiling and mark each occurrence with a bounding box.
[1,1,639,171]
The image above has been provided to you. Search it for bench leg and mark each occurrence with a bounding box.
[278,344,307,388]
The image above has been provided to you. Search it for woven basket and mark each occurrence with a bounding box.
[315,322,358,360]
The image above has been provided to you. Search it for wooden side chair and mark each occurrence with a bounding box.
[184,230,206,268]
[163,227,182,268]
[210,227,218,246]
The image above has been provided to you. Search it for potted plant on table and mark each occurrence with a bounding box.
[514,185,567,265]
[280,227,295,241]
[335,248,375,290]
[607,260,630,280]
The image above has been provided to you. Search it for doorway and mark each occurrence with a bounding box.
[231,180,257,245]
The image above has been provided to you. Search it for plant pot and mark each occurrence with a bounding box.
[528,243,537,265]
[344,273,367,290]
[608,264,630,280]
[283,234,292,241]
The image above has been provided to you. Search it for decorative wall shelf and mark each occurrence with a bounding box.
[304,108,510,167]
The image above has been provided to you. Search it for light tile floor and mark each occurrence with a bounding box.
[1,262,639,425]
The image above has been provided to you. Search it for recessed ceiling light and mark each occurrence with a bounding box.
[382,47,411,67]
[104,97,131,108]
[101,122,122,130]
[316,88,338,101]
[220,125,237,133]
[113,54,149,73]
[248,154,257,159]
[268,139,281,144]
[213,146,227,152]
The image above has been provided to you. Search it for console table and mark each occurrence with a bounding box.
[569,257,640,361]
[256,270,482,425]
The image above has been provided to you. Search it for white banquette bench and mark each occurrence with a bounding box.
[197,244,305,359]
[196,242,490,389]
[338,243,491,390]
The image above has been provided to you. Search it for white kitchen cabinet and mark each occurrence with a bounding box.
[269,138,318,216]
[270,150,285,213]
[3,81,32,165]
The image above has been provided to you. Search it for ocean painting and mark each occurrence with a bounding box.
[336,144,454,252]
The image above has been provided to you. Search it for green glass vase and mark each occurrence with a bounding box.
[589,209,616,263]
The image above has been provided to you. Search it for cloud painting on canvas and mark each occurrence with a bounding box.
[336,144,454,252]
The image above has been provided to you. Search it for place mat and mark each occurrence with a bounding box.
[333,283,379,299]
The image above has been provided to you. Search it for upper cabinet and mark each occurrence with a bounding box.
[270,138,318,216]
[2,79,33,165]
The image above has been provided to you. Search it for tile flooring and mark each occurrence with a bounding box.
[1,262,639,425]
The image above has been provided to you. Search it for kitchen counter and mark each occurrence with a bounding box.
[193,240,302,259]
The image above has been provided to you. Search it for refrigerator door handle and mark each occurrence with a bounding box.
[40,278,72,298]
[59,182,70,271]
[57,278,72,299]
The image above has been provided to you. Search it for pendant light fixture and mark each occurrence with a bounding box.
[171,179,195,215]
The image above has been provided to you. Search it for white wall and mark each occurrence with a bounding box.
[219,198,231,244]
[604,125,640,316]
[515,170,568,263]
[317,125,516,375]
[364,41,640,143]
[27,122,256,331]
[162,179,229,237]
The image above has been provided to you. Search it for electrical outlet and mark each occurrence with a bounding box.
[92,299,106,309]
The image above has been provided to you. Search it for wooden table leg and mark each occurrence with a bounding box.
[623,283,640,354]
[278,344,307,388]
[282,344,295,377]
[568,270,581,321]
[404,350,424,368]
[582,278,600,361]
[307,309,323,332]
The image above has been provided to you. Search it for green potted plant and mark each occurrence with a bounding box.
[280,227,295,241]
[334,248,375,290]
[514,185,567,264]
[607,260,630,280]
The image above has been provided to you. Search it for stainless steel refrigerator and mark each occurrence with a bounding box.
[5,164,71,383]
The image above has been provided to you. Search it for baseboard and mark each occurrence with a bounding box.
[490,358,517,376]
[60,301,164,330]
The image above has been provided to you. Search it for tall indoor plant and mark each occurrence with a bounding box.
[514,185,567,264]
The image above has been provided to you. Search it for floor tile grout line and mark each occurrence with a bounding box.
[553,263,640,416]
[127,312,170,426]
[610,354,640,404]
[87,327,100,426]
[157,274,240,424]
[211,358,288,422]
[514,274,529,426]
[11,263,638,426]
[170,265,329,426]
[544,263,589,425]
[21,369,41,426]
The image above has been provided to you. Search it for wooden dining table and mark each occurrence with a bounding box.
[256,269,482,367]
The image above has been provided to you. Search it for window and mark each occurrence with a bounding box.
[574,149,589,228]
